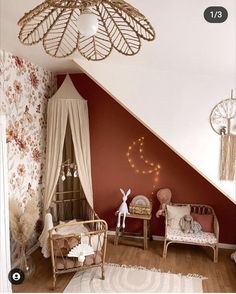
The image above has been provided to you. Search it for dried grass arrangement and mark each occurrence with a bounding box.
[9,198,40,245]
[9,198,39,279]
[9,198,40,279]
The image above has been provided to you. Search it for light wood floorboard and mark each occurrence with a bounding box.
[13,236,236,293]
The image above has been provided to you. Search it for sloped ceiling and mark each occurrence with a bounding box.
[74,0,236,203]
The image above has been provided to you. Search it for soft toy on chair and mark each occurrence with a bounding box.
[179,214,202,234]
[116,188,131,228]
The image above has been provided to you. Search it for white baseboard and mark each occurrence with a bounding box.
[108,230,236,250]
[12,242,40,269]
[152,235,165,241]
[218,243,236,250]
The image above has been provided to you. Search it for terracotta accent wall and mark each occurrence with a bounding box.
[0,50,56,261]
[58,74,236,245]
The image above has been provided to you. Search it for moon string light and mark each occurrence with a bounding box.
[126,137,161,194]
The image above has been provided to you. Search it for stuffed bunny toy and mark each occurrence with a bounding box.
[179,214,202,234]
[192,220,202,234]
[116,188,131,228]
[179,214,194,234]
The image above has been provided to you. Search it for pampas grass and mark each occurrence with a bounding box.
[9,198,39,245]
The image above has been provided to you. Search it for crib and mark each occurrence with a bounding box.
[39,75,108,290]
[48,191,108,290]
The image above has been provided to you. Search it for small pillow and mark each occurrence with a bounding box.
[167,205,191,229]
[56,223,88,235]
[59,219,76,225]
[191,213,213,233]
[56,257,75,270]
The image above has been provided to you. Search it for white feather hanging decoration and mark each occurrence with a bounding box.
[67,244,94,262]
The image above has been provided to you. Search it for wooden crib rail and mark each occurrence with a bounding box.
[50,196,99,223]
[49,218,108,290]
[49,219,108,235]
[55,190,81,195]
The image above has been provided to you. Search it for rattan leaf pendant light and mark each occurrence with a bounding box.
[18,0,155,61]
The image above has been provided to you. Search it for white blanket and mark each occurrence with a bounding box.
[39,213,54,258]
[39,213,103,258]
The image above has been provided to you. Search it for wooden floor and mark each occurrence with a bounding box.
[13,236,236,293]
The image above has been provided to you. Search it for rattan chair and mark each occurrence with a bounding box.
[163,204,219,262]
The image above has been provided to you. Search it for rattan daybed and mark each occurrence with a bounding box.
[163,203,219,262]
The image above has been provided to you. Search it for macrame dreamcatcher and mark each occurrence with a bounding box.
[210,90,236,181]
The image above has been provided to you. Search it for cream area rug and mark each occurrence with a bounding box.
[64,263,206,293]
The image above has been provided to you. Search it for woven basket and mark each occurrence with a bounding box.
[129,204,152,215]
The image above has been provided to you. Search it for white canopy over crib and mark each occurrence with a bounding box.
[43,74,93,210]
[39,75,94,257]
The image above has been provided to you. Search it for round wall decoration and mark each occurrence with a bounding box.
[210,90,236,135]
[130,195,150,207]
[209,90,236,181]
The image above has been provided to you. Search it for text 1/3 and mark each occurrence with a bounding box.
[210,11,222,19]
[204,7,228,23]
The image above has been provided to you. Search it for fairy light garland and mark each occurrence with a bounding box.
[126,137,161,194]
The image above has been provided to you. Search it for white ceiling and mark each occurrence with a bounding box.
[0,0,81,73]
[0,0,235,74]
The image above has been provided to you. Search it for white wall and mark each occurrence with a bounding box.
[0,115,12,293]
[74,0,236,202]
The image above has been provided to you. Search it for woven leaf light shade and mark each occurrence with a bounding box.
[18,0,155,61]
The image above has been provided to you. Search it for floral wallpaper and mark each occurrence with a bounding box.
[0,50,56,254]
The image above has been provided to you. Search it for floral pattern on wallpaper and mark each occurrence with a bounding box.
[0,50,56,211]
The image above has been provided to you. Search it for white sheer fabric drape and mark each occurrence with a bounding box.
[68,101,93,207]
[39,76,94,257]
[43,77,93,211]
[43,99,68,212]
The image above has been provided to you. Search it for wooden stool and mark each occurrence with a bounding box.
[114,213,152,250]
